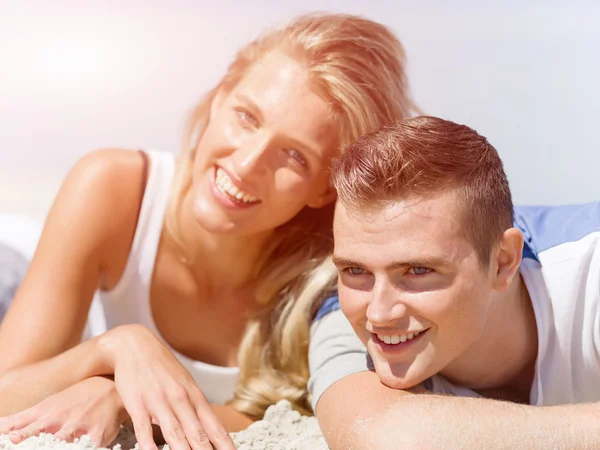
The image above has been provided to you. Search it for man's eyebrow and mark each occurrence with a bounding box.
[384,259,449,270]
[332,256,450,270]
[332,256,363,268]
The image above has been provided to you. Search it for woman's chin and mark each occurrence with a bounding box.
[195,215,238,235]
[190,200,236,234]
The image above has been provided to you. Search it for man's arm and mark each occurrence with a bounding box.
[317,371,599,450]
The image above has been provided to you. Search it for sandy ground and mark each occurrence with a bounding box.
[0,401,328,450]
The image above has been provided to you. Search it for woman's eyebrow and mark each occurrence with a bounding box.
[284,135,321,159]
[236,94,323,158]
[236,93,265,124]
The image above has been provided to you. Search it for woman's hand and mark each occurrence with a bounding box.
[0,376,127,446]
[98,324,236,450]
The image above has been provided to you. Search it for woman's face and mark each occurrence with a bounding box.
[190,51,339,236]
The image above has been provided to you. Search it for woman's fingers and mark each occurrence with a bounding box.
[127,403,159,450]
[150,405,191,450]
[0,412,29,434]
[8,431,25,444]
[194,411,234,450]
[83,428,109,448]
[169,394,214,450]
[54,425,84,443]
[8,421,59,444]
[187,391,235,450]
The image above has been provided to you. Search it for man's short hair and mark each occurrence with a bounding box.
[331,116,514,264]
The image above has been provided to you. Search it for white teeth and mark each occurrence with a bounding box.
[215,168,258,204]
[376,331,425,345]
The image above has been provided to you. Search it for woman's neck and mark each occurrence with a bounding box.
[174,192,275,296]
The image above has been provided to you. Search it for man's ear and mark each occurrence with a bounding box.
[307,187,337,209]
[492,227,524,291]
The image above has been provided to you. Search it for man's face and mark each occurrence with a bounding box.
[333,192,496,389]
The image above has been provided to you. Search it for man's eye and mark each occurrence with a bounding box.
[285,148,308,168]
[408,266,432,276]
[346,267,366,275]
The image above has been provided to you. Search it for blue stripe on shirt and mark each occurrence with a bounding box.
[314,293,341,321]
[515,202,600,261]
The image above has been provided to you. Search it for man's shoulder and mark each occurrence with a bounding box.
[313,292,341,322]
[514,201,600,261]
[517,203,600,405]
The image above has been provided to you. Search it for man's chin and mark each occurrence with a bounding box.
[374,362,424,391]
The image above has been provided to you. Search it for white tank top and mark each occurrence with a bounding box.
[83,150,239,405]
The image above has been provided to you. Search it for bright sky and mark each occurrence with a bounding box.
[1,0,599,219]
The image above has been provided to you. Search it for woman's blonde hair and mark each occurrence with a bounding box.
[165,12,419,418]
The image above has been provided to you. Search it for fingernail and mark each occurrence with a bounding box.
[9,432,21,443]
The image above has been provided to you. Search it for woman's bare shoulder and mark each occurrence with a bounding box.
[49,148,150,284]
[70,148,147,189]
[0,148,152,369]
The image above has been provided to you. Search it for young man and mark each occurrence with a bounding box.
[308,116,600,448]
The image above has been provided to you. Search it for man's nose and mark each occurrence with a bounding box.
[366,279,409,327]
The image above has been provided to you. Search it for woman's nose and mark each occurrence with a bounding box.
[233,132,272,179]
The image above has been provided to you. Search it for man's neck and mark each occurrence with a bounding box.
[441,272,539,403]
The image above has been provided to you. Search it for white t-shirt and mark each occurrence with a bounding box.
[308,202,600,409]
[85,150,239,405]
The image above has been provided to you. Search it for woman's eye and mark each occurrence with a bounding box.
[408,266,432,276]
[345,267,366,275]
[285,148,308,168]
[235,108,258,128]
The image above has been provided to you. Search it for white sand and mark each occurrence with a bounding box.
[231,400,327,450]
[0,401,328,450]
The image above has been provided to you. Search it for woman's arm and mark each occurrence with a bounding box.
[0,333,252,435]
[0,150,146,391]
[0,336,112,415]
[0,376,128,446]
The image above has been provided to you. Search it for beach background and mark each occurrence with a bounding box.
[1,0,599,222]
[0,2,599,448]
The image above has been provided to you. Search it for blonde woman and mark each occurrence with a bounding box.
[0,12,417,450]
